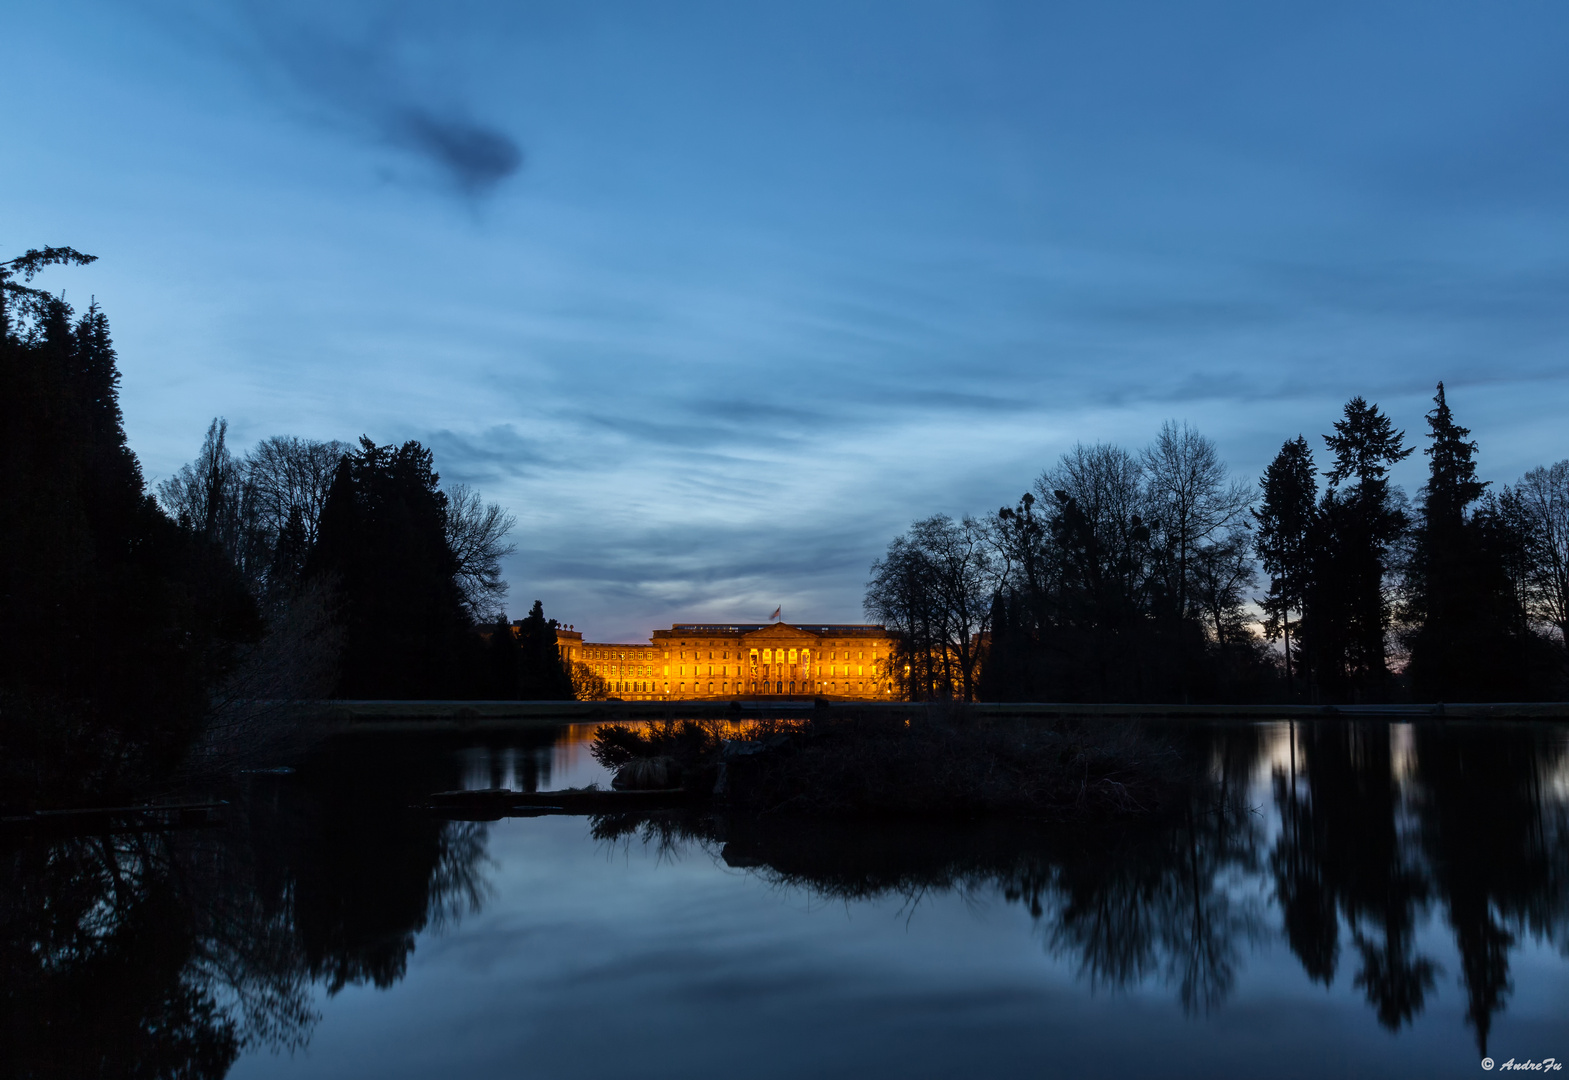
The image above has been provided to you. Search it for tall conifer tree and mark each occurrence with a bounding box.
[513,600,574,699]
[305,439,481,698]
[1406,383,1525,700]
[1255,437,1317,697]
[2,249,259,801]
[1304,398,1412,701]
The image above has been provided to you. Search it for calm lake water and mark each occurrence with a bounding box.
[7,719,1569,1078]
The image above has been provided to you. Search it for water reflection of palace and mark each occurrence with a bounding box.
[553,621,897,701]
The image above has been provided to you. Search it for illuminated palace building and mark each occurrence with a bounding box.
[554,622,897,701]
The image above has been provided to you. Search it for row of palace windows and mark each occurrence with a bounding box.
[674,647,872,662]
[594,663,870,679]
[671,663,868,677]
[602,680,876,696]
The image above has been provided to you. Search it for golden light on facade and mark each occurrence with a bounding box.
[554,621,898,701]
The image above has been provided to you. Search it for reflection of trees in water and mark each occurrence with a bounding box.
[1271,720,1569,1056]
[598,721,1569,1037]
[1414,724,1568,1057]
[1272,722,1437,1030]
[595,730,1273,1016]
[1,829,306,1077]
[0,779,491,1078]
[1010,728,1271,1014]
[7,723,1568,1074]
[253,778,491,993]
[1041,799,1267,1015]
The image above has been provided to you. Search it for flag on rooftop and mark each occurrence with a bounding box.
[770,607,781,621]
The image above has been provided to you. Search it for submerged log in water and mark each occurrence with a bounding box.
[423,786,692,819]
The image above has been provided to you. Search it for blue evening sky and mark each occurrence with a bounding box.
[7,1,1569,640]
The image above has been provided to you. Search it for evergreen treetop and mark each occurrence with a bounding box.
[1324,396,1413,490]
[1421,381,1487,527]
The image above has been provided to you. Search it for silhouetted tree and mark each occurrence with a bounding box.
[159,418,270,594]
[1404,384,1531,700]
[1040,443,1163,699]
[1,249,259,803]
[865,532,944,699]
[486,616,525,698]
[1302,398,1412,702]
[1141,420,1253,626]
[1507,461,1569,684]
[973,430,1275,703]
[866,515,995,700]
[979,493,1050,701]
[268,503,311,603]
[1255,437,1318,697]
[511,600,574,699]
[445,483,516,622]
[304,438,481,698]
[244,434,351,550]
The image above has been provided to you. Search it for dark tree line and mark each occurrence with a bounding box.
[155,421,575,704]
[1,249,261,806]
[872,392,1568,703]
[1,249,571,805]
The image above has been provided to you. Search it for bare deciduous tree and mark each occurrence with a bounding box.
[244,435,351,547]
[1141,421,1253,620]
[157,418,269,591]
[1038,442,1148,559]
[866,514,997,701]
[1036,442,1155,616]
[445,483,517,621]
[1510,461,1569,643]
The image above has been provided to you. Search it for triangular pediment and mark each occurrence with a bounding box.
[743,622,819,641]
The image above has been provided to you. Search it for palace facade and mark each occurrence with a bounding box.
[554,621,898,701]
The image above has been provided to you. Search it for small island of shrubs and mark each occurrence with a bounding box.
[589,714,1191,821]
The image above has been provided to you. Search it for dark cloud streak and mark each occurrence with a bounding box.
[395,106,522,195]
[180,2,524,196]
